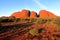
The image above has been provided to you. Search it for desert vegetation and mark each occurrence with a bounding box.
[0,17,60,40]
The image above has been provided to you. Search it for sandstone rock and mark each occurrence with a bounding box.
[47,11,56,18]
[11,9,57,18]
[39,10,56,18]
[21,9,30,18]
[11,9,30,18]
[30,11,37,18]
[11,12,21,18]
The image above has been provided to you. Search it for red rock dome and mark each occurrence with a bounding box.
[10,9,57,18]
[21,9,30,18]
[39,10,56,18]
[47,11,57,18]
[11,9,30,18]
[30,11,37,18]
[11,12,21,18]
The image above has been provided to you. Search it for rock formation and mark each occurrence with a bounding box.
[30,11,37,18]
[21,9,30,18]
[39,10,56,18]
[11,12,21,18]
[11,9,57,18]
[47,11,56,18]
[11,9,30,18]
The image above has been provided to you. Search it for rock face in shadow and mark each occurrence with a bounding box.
[30,11,37,18]
[39,10,56,18]
[10,9,57,18]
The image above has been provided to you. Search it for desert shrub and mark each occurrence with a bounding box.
[8,17,16,22]
[16,18,21,22]
[24,18,30,22]
[30,18,37,22]
[45,18,52,22]
[32,18,37,22]
[48,18,52,21]
[30,18,34,22]
[21,18,25,22]
[37,18,47,24]
[53,17,60,26]
[8,18,14,22]
[0,17,9,22]
[0,16,17,22]
[29,29,38,36]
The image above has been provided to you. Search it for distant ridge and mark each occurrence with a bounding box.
[10,9,57,18]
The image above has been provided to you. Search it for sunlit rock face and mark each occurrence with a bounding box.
[11,12,21,18]
[21,9,30,18]
[11,9,30,18]
[39,10,48,18]
[47,11,57,18]
[39,10,56,18]
[30,11,37,18]
[11,9,57,18]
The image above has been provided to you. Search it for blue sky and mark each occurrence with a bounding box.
[0,0,60,16]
